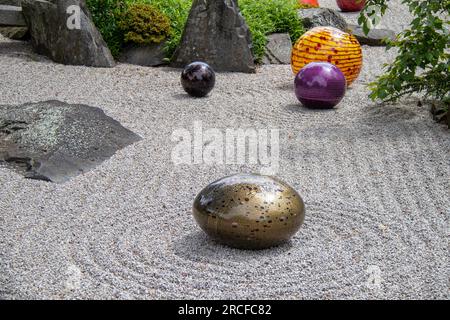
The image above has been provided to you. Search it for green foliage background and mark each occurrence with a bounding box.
[240,0,304,63]
[86,0,127,58]
[86,0,304,62]
[359,0,449,104]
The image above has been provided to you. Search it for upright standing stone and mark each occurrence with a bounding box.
[171,0,255,73]
[262,33,292,65]
[21,0,115,67]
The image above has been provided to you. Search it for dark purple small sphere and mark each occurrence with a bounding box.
[181,62,216,97]
[294,62,346,109]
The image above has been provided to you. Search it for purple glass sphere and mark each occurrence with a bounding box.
[294,62,346,109]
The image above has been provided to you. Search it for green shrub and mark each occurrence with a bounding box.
[118,3,172,45]
[358,0,450,104]
[130,0,192,59]
[86,0,127,58]
[135,0,303,61]
[240,0,304,63]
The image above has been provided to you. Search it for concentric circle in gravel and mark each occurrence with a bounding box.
[60,201,408,299]
[53,197,444,300]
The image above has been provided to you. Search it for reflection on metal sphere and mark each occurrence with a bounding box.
[193,174,305,250]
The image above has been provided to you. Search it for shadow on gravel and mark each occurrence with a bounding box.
[357,103,420,125]
[172,93,192,100]
[172,230,293,263]
[283,104,338,114]
[276,82,294,92]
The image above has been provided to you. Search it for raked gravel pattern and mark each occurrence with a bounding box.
[0,0,449,299]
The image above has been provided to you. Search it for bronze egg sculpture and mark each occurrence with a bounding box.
[193,174,305,249]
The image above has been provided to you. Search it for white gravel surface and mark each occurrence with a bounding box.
[0,0,449,299]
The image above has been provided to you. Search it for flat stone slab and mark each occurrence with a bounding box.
[0,5,26,27]
[0,100,141,182]
[347,24,396,46]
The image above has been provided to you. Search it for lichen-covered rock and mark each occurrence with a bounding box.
[21,0,115,67]
[298,7,348,32]
[171,0,255,73]
[0,100,141,183]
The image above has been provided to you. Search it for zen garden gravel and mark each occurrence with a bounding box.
[0,0,448,299]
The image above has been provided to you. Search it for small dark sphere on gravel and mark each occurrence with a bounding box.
[181,62,216,98]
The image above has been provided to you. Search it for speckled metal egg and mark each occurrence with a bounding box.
[291,26,363,86]
[193,174,305,250]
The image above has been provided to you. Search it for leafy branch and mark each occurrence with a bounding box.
[358,0,450,105]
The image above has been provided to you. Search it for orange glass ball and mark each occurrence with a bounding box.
[299,0,319,7]
[291,26,363,86]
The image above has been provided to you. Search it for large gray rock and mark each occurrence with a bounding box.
[298,8,348,32]
[120,42,167,67]
[0,100,141,182]
[262,33,292,65]
[171,0,255,73]
[21,0,115,67]
[347,24,396,46]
